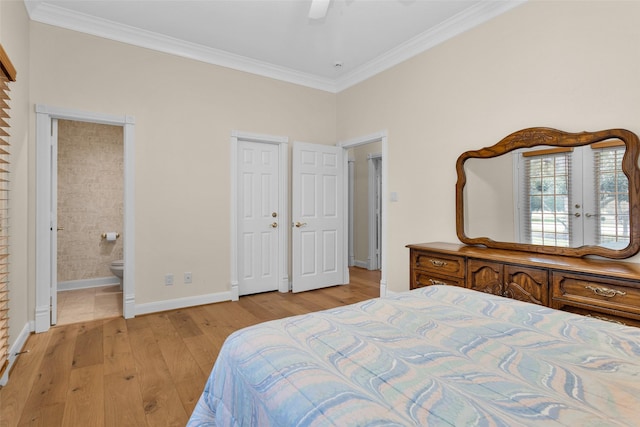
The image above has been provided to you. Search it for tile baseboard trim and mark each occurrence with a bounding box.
[58,276,120,291]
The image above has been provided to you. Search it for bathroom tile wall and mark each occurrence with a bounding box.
[57,119,124,282]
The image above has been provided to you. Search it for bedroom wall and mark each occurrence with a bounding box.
[336,0,640,292]
[28,22,337,308]
[0,0,30,360]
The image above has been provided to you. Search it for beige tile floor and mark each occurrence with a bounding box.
[56,284,123,325]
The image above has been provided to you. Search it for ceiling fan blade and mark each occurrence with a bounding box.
[309,0,330,19]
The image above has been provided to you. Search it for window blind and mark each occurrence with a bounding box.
[0,43,16,380]
[593,144,629,247]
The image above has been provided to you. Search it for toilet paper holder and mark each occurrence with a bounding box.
[101,232,120,239]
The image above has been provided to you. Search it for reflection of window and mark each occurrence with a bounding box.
[516,144,629,248]
[593,145,629,247]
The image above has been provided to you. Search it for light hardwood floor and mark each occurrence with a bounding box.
[0,267,381,427]
[57,285,123,325]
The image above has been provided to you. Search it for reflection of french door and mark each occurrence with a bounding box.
[516,144,629,249]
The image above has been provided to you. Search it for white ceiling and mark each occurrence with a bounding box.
[24,0,524,92]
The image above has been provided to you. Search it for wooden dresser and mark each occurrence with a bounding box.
[407,242,640,327]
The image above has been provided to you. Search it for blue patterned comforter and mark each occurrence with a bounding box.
[188,285,640,426]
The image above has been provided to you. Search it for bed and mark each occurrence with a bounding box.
[187,285,640,426]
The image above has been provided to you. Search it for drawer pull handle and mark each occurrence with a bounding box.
[585,314,626,326]
[585,285,626,298]
[429,259,448,267]
[429,279,447,286]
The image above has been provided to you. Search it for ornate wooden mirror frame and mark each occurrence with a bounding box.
[456,127,640,259]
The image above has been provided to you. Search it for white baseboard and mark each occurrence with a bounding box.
[58,276,120,291]
[34,305,50,333]
[0,321,32,386]
[378,277,390,297]
[135,291,233,316]
[278,277,289,293]
[230,280,239,301]
[124,293,135,319]
[353,260,369,269]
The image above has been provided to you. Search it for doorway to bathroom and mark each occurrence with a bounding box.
[55,119,124,325]
[35,105,136,333]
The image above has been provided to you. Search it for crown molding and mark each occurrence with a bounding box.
[25,1,339,92]
[25,0,525,94]
[334,0,526,92]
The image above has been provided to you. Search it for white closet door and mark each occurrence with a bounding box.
[292,142,345,292]
[237,141,280,295]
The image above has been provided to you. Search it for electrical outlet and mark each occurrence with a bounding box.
[184,272,192,284]
[165,274,174,286]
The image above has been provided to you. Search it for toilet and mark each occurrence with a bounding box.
[110,259,124,290]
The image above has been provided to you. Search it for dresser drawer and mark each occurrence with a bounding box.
[412,250,465,278]
[413,271,465,288]
[560,306,640,328]
[552,272,640,316]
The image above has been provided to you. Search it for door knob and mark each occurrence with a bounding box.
[270,222,278,228]
[272,212,277,218]
[294,222,307,228]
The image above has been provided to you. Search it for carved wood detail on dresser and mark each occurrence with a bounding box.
[408,242,640,327]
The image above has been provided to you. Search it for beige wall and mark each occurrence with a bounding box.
[0,1,30,354]
[338,1,640,292]
[29,22,337,306]
[57,120,124,282]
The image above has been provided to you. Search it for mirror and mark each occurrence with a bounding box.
[456,127,640,259]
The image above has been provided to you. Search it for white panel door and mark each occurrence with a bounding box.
[238,141,280,295]
[292,142,345,292]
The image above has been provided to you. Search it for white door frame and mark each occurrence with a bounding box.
[50,119,59,325]
[35,105,136,332]
[338,131,388,296]
[368,153,382,271]
[347,158,355,267]
[230,131,288,300]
